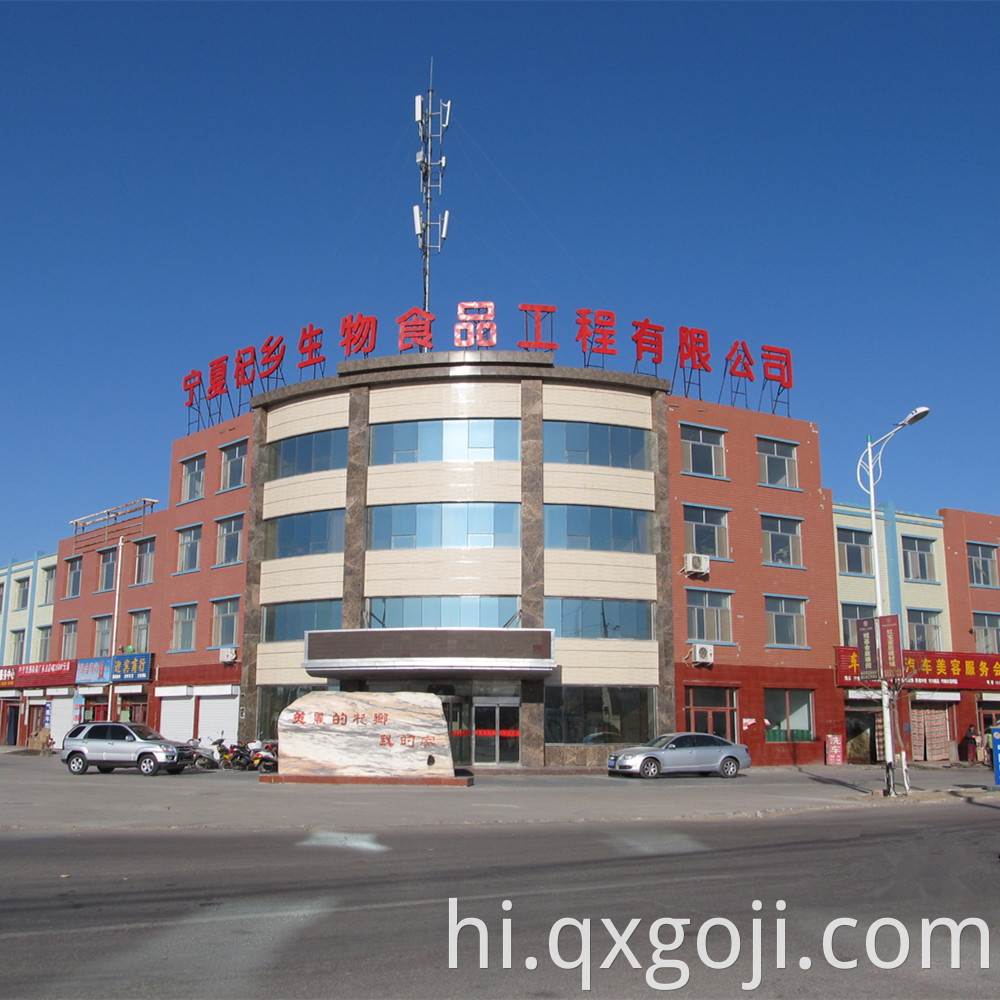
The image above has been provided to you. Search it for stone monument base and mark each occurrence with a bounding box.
[259,773,473,786]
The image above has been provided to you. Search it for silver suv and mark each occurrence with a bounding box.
[61,722,194,776]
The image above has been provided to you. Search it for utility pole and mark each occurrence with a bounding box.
[412,60,451,323]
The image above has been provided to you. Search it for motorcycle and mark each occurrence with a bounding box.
[189,736,227,770]
[220,740,255,770]
[246,738,278,773]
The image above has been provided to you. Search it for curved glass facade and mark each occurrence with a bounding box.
[263,509,346,559]
[545,598,654,640]
[543,504,655,553]
[266,428,348,481]
[367,503,520,550]
[367,596,519,629]
[543,420,653,470]
[370,419,519,465]
[262,600,343,643]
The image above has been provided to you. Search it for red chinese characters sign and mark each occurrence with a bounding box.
[836,647,1000,691]
[14,660,77,687]
[183,301,794,415]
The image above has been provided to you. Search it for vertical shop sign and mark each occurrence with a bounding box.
[879,614,903,679]
[857,618,880,681]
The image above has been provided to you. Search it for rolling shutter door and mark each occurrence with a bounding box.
[195,692,240,744]
[48,696,76,747]
[158,696,195,741]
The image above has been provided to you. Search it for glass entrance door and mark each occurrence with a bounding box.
[473,701,520,765]
[440,697,472,766]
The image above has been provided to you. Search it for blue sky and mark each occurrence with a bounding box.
[2,1,997,563]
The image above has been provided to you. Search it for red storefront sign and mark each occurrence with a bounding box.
[836,647,1000,691]
[14,660,77,687]
[879,614,903,679]
[0,666,16,689]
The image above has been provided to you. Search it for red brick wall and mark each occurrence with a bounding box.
[666,397,842,765]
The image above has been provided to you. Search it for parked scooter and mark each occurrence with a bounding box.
[246,738,278,773]
[189,736,227,771]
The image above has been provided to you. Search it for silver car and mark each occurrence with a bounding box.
[607,732,751,779]
[61,721,194,776]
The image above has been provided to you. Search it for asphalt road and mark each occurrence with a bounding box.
[2,754,999,999]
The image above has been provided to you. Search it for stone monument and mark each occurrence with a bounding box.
[270,690,469,785]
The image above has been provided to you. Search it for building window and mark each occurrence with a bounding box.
[216,515,244,565]
[762,516,803,566]
[545,598,653,640]
[766,596,806,647]
[757,438,798,489]
[542,421,651,470]
[177,526,202,573]
[220,440,247,490]
[687,590,732,643]
[134,540,155,584]
[97,549,117,592]
[683,506,728,558]
[684,687,739,741]
[371,418,520,465]
[0,582,4,612]
[543,686,655,745]
[841,603,876,646]
[368,503,520,551]
[264,510,344,559]
[369,596,519,630]
[266,428,348,481]
[907,609,940,651]
[973,612,1000,654]
[543,505,654,554]
[14,578,29,610]
[130,610,150,654]
[212,598,240,648]
[180,454,206,503]
[837,528,872,575]
[902,536,935,581]
[261,600,342,643]
[36,626,51,662]
[93,616,112,657]
[171,605,197,651]
[10,629,24,664]
[40,567,55,605]
[968,543,998,588]
[764,689,813,742]
[61,621,78,659]
[10,630,25,665]
[680,425,725,477]
[65,558,82,598]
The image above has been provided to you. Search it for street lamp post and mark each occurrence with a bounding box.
[856,406,930,797]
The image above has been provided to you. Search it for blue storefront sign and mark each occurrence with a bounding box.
[111,653,151,682]
[76,658,113,684]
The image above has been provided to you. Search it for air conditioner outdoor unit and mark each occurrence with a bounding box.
[684,553,711,575]
[219,647,238,664]
[692,643,715,665]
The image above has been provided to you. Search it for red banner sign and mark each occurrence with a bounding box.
[836,647,1000,691]
[14,660,77,687]
[879,615,903,679]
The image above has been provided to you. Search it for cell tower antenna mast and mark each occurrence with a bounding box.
[412,59,451,321]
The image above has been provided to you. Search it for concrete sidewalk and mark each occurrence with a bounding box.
[1,749,998,834]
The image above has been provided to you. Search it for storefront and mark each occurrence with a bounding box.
[300,627,556,767]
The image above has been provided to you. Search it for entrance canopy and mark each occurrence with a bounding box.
[303,627,556,681]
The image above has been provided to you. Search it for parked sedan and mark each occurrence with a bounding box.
[607,732,751,779]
